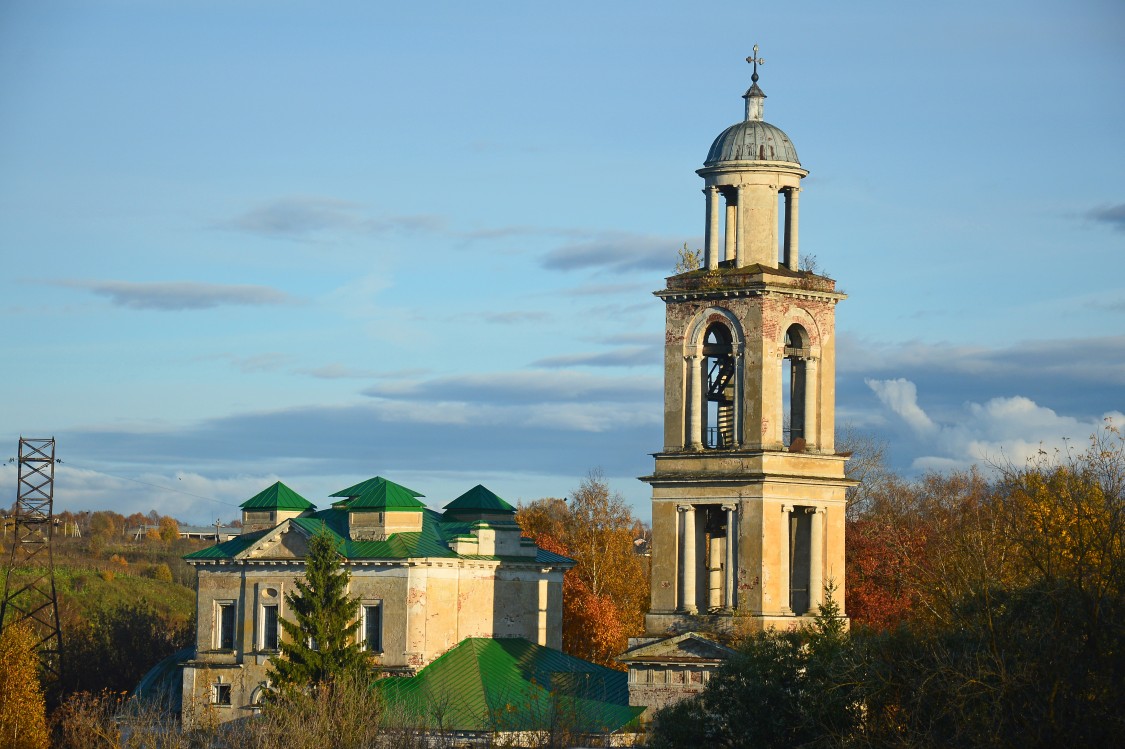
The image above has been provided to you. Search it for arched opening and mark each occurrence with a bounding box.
[781,324,809,446]
[703,323,735,449]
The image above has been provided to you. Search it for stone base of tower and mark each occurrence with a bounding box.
[643,610,826,640]
[642,448,853,628]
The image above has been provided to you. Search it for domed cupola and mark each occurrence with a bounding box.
[696,47,808,271]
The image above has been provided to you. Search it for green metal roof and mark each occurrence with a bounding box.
[239,481,316,511]
[183,527,267,560]
[330,476,426,512]
[132,646,192,713]
[186,497,574,567]
[443,484,516,515]
[376,638,642,734]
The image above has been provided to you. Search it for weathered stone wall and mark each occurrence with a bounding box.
[627,665,711,712]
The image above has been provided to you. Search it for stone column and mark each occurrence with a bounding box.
[723,504,736,610]
[780,505,793,614]
[803,358,819,448]
[733,344,744,448]
[679,504,698,614]
[705,186,720,270]
[734,185,746,267]
[686,353,703,450]
[537,578,549,646]
[708,528,723,610]
[785,187,800,271]
[809,507,825,612]
[724,195,737,262]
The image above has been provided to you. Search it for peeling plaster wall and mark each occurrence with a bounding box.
[184,559,565,726]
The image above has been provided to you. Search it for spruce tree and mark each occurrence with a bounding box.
[268,524,366,692]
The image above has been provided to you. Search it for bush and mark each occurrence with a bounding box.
[149,563,173,583]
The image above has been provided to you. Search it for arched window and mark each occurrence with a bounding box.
[703,323,735,449]
[782,324,809,445]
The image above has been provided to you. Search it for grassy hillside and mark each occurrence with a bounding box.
[2,533,206,700]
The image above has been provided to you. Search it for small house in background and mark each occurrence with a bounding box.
[177,525,242,542]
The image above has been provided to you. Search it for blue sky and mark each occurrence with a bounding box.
[1,0,1122,524]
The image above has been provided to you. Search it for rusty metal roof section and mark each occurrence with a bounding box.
[705,119,800,165]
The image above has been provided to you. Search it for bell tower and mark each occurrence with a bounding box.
[642,51,851,635]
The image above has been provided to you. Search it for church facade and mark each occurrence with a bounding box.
[621,52,852,709]
[179,478,572,725]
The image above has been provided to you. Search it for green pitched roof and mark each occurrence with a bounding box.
[330,476,426,512]
[443,484,516,515]
[239,481,316,511]
[376,638,642,733]
[183,528,268,560]
[186,506,574,566]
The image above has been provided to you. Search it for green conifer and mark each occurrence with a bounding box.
[268,524,366,692]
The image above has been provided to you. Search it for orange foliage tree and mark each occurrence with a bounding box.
[517,472,649,668]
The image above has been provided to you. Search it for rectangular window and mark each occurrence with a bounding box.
[212,683,232,706]
[261,604,279,651]
[216,602,236,650]
[362,603,382,652]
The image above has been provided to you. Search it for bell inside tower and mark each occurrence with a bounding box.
[703,323,735,449]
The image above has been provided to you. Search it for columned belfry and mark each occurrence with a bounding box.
[642,50,851,636]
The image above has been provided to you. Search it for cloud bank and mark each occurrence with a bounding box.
[865,376,1123,472]
[61,280,296,310]
[541,232,696,273]
[218,196,445,239]
[1088,203,1125,231]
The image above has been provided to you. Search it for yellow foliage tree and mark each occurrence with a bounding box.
[999,421,1125,605]
[0,622,49,749]
[158,516,180,543]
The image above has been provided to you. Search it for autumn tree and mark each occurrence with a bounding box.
[842,422,1125,746]
[0,622,49,749]
[269,525,366,692]
[158,516,179,542]
[87,511,122,541]
[516,471,649,667]
[841,426,928,629]
[844,460,1008,630]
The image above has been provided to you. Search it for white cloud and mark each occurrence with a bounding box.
[865,377,1124,472]
[53,465,274,524]
[865,378,937,436]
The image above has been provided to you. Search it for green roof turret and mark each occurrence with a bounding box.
[443,484,516,516]
[330,476,426,512]
[239,481,315,511]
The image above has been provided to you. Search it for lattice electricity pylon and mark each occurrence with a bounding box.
[0,437,62,679]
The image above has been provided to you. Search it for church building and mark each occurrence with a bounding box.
[620,50,853,711]
[178,478,575,725]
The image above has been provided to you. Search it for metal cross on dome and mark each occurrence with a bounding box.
[746,44,765,83]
